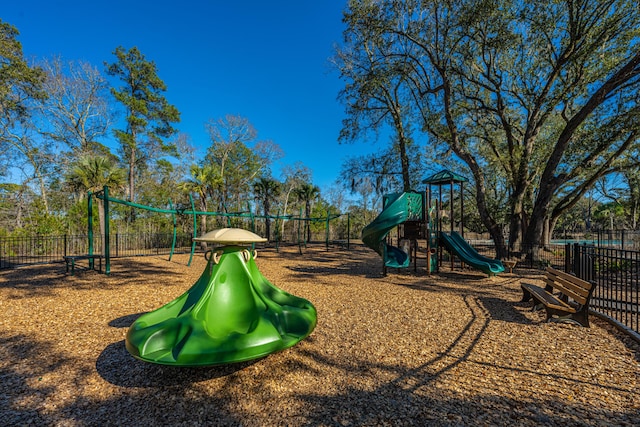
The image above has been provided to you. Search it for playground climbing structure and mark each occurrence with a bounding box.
[363,169,504,276]
[362,191,437,275]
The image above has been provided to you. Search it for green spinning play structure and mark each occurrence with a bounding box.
[125,228,317,366]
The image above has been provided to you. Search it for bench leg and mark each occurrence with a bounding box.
[521,287,532,302]
[566,311,589,327]
[543,307,589,327]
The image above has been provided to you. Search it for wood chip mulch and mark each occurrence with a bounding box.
[0,245,638,426]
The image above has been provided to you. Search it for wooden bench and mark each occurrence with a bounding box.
[63,254,103,275]
[521,266,595,327]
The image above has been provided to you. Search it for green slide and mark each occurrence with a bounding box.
[362,192,411,268]
[440,231,504,276]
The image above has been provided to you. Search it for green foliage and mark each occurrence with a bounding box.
[66,155,126,194]
[0,22,332,242]
[338,0,640,248]
[105,46,180,202]
[0,20,46,128]
[202,115,283,214]
[594,258,632,274]
[592,202,626,230]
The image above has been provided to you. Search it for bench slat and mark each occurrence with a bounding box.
[542,276,588,305]
[521,283,576,313]
[546,267,591,301]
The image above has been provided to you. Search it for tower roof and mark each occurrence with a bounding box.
[422,169,468,184]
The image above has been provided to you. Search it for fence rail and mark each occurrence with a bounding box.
[0,233,194,268]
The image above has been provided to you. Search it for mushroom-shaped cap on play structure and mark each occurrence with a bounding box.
[125,228,316,366]
[193,228,267,244]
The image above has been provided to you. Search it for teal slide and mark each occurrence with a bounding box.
[362,192,411,268]
[440,231,504,276]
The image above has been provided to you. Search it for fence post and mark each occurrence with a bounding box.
[104,185,110,275]
[88,191,94,269]
[573,243,580,277]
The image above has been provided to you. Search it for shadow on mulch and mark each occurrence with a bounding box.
[96,340,260,388]
[101,311,262,387]
[478,296,534,323]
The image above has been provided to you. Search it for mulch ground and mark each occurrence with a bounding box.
[0,245,638,426]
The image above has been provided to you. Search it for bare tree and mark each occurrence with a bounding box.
[203,114,283,213]
[35,57,113,158]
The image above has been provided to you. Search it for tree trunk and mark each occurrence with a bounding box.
[524,199,550,251]
[36,170,50,214]
[264,198,271,241]
[508,192,525,252]
[128,145,135,202]
[542,216,551,246]
[281,187,292,237]
[199,196,207,236]
[305,202,312,242]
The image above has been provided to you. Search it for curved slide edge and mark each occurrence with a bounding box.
[440,231,504,276]
[362,193,410,268]
[448,231,504,267]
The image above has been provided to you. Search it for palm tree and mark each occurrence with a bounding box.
[294,183,320,242]
[66,155,126,249]
[253,177,281,241]
[178,164,219,235]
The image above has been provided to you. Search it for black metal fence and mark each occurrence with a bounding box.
[0,231,344,269]
[567,244,639,337]
[594,229,640,250]
[470,242,567,270]
[0,233,194,269]
[108,233,194,258]
[1,235,83,268]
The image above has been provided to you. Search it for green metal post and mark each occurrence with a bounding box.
[297,208,303,254]
[188,193,197,266]
[169,199,177,261]
[103,186,110,275]
[88,191,94,269]
[275,210,280,253]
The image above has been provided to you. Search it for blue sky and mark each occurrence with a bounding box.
[4,1,375,192]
